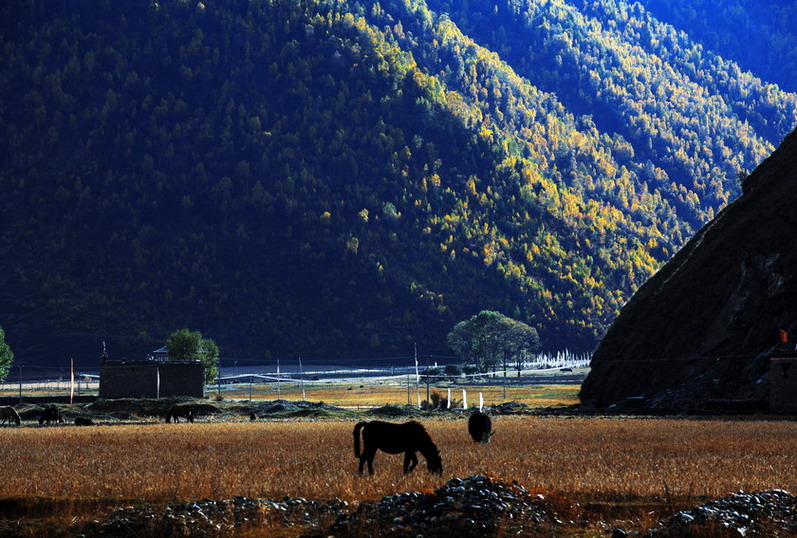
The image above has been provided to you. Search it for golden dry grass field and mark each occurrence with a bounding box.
[2,417,795,506]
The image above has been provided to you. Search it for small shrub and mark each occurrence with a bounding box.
[427,391,461,410]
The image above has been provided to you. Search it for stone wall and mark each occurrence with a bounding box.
[99,361,204,399]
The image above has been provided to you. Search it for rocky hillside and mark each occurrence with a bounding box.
[580,127,797,409]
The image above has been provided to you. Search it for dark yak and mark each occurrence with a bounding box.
[467,411,494,444]
[38,405,64,425]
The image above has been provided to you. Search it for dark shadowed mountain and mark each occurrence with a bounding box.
[0,0,795,367]
[580,127,797,409]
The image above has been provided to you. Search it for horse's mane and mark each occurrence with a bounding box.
[407,420,438,451]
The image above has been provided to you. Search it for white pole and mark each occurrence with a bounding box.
[462,389,468,409]
[447,388,451,409]
[414,343,421,409]
[299,356,306,401]
[479,392,484,412]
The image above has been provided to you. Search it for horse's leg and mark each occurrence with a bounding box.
[358,442,372,475]
[367,453,375,475]
[361,446,377,475]
[358,453,375,475]
[403,452,418,474]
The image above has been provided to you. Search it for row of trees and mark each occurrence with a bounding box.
[0,313,543,385]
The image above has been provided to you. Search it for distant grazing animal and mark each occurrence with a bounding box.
[0,406,21,426]
[165,404,194,423]
[74,417,94,426]
[249,412,257,421]
[38,405,64,425]
[468,411,494,444]
[353,420,443,476]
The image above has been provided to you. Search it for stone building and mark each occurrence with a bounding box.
[99,348,204,399]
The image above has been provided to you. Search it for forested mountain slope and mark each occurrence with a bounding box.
[1,0,794,365]
[634,0,797,93]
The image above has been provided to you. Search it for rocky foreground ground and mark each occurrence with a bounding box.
[0,475,784,537]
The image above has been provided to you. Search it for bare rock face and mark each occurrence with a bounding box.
[581,128,797,410]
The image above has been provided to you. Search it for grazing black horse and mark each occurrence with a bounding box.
[0,406,21,426]
[74,417,94,426]
[468,411,494,444]
[38,405,64,425]
[353,420,443,476]
[165,404,194,423]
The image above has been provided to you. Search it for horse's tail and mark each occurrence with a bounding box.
[187,406,194,423]
[353,421,367,457]
[165,408,172,423]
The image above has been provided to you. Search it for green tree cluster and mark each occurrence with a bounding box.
[165,329,219,384]
[0,328,14,383]
[447,311,541,372]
